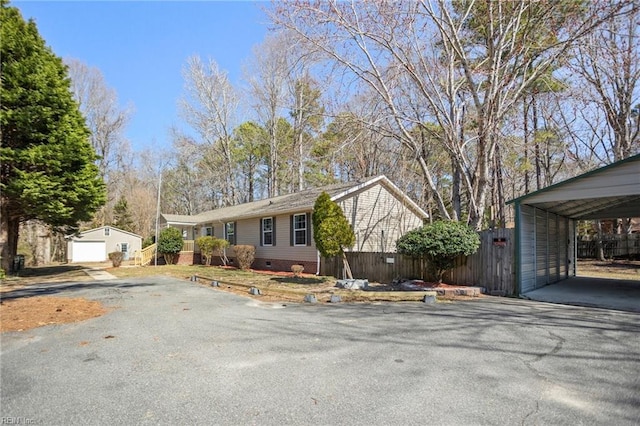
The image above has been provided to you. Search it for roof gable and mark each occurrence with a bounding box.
[71,226,142,239]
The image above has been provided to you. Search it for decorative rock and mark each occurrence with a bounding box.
[336,279,369,290]
[249,287,261,295]
[423,294,436,304]
[304,294,317,303]
[211,280,219,287]
[329,294,342,303]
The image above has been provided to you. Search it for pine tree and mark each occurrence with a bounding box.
[112,196,135,233]
[0,2,106,271]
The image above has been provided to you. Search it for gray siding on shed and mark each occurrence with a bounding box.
[511,155,638,295]
[519,204,537,293]
[518,205,575,294]
[535,208,548,288]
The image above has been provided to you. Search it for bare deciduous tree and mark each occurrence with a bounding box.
[180,56,239,206]
[245,33,294,197]
[571,2,640,163]
[66,58,132,181]
[270,0,634,229]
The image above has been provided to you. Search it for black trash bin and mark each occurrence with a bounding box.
[12,255,25,272]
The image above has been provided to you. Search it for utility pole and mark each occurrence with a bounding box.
[154,168,162,267]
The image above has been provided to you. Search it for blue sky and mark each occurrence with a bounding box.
[14,1,270,152]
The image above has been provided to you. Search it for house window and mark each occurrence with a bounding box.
[262,217,273,246]
[225,222,236,245]
[120,242,129,259]
[205,227,213,237]
[104,227,110,236]
[293,213,307,246]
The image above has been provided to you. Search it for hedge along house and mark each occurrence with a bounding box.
[159,176,428,273]
[508,154,640,295]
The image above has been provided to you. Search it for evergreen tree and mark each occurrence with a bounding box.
[112,196,134,233]
[0,2,106,271]
[312,192,355,279]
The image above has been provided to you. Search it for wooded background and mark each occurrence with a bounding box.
[19,1,640,263]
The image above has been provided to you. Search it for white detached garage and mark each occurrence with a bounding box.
[67,226,142,263]
[508,154,640,295]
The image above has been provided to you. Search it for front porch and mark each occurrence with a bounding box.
[174,240,198,265]
[133,240,198,266]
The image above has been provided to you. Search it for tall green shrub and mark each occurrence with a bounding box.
[396,221,480,282]
[196,236,228,266]
[158,227,183,264]
[312,192,355,278]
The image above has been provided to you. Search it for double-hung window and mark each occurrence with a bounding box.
[262,217,273,246]
[293,213,307,246]
[225,222,235,245]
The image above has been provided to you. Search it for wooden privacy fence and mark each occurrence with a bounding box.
[577,234,640,259]
[321,228,515,295]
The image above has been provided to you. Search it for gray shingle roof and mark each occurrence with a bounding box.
[161,176,427,225]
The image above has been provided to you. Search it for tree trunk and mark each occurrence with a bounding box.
[451,158,461,222]
[0,200,20,272]
[595,220,606,261]
[341,251,353,280]
[495,146,506,227]
[533,99,542,191]
[524,97,530,194]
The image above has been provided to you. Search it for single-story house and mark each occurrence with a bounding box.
[160,175,428,273]
[67,226,143,263]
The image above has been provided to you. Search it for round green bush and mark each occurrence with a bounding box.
[396,221,480,282]
[158,227,184,264]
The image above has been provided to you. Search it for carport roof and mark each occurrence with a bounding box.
[507,154,640,219]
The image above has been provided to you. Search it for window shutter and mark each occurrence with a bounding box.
[290,215,294,246]
[259,219,263,246]
[233,222,237,245]
[306,212,311,246]
[272,217,276,246]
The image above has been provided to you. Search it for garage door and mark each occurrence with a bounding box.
[72,241,106,263]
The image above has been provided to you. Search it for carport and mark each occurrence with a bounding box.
[508,154,640,304]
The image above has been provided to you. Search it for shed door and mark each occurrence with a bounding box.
[72,241,106,262]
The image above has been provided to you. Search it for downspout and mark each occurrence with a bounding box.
[316,250,320,275]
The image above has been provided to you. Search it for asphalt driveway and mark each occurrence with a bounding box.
[1,276,639,425]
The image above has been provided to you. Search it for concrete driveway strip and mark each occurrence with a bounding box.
[1,276,639,425]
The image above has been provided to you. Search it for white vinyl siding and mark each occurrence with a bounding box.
[337,184,423,252]
[228,215,317,263]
